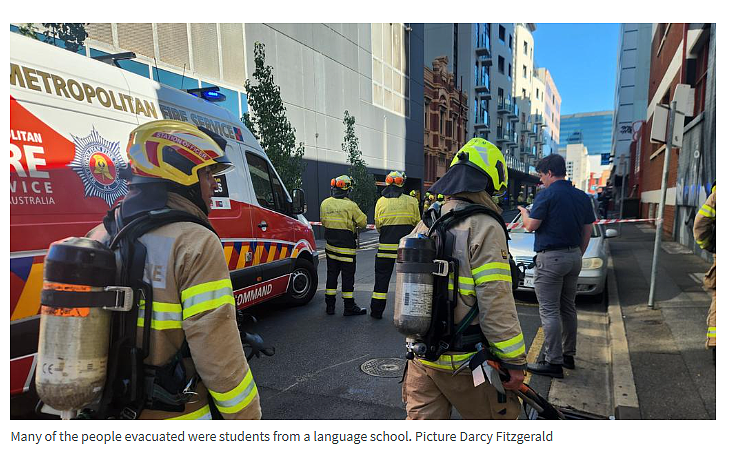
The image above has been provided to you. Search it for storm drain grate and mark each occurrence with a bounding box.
[361,358,407,378]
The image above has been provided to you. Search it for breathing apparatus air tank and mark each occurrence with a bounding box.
[393,236,437,339]
[36,237,127,419]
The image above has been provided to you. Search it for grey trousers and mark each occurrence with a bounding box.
[534,247,582,365]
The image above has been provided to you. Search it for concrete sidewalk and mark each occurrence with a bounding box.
[608,223,716,419]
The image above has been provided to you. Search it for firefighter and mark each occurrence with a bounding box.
[693,182,716,361]
[86,120,261,419]
[402,138,526,419]
[320,175,368,316]
[422,192,435,214]
[370,171,421,319]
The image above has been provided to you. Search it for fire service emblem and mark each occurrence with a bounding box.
[69,127,128,207]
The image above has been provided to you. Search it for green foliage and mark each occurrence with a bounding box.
[343,110,377,214]
[16,23,88,54]
[243,42,305,190]
[17,24,39,39]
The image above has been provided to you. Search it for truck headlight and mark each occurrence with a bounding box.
[582,257,603,270]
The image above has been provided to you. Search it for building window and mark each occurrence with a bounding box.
[522,65,527,78]
[477,23,490,50]
[509,34,512,49]
[535,88,539,99]
[523,40,528,55]
[499,25,506,42]
[498,55,505,74]
[522,88,526,99]
[692,38,710,116]
[508,63,512,79]
[372,23,410,117]
[498,87,504,105]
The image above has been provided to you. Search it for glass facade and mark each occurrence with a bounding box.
[558,112,613,156]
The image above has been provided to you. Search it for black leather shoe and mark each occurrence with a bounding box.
[325,303,335,315]
[370,309,383,319]
[343,305,367,316]
[562,355,575,369]
[526,362,564,378]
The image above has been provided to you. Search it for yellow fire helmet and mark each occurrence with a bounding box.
[385,170,406,187]
[450,138,508,194]
[331,175,353,191]
[409,190,417,197]
[126,120,234,186]
[437,194,444,201]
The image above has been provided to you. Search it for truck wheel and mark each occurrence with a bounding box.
[285,258,318,306]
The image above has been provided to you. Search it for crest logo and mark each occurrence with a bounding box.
[69,127,128,207]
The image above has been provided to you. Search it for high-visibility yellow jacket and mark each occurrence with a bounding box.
[694,187,716,253]
[693,187,716,290]
[408,191,527,371]
[320,197,367,261]
[374,191,420,259]
[88,193,261,420]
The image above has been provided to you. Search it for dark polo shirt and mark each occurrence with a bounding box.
[529,180,595,252]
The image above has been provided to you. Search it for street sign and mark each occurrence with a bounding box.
[673,84,695,117]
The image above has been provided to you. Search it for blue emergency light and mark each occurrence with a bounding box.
[186,86,226,103]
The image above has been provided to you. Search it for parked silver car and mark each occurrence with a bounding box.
[508,198,617,298]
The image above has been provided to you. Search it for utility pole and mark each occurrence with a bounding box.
[648,100,676,309]
[618,155,627,231]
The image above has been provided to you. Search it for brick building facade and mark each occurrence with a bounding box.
[640,23,685,237]
[423,56,468,188]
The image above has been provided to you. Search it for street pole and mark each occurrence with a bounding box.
[648,101,676,309]
[619,155,627,230]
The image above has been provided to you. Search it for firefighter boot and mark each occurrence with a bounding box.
[325,295,336,315]
[343,298,367,316]
[370,298,386,319]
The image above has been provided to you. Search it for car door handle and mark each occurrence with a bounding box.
[257,221,268,230]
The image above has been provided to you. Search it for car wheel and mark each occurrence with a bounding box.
[284,258,318,306]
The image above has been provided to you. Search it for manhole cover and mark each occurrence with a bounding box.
[361,358,407,378]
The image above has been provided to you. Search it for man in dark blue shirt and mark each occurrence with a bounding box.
[518,154,595,378]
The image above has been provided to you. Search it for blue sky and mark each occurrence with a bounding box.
[533,23,620,116]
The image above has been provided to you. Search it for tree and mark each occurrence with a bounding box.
[243,42,305,190]
[342,110,377,214]
[18,23,88,54]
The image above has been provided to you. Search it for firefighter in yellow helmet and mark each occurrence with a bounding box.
[320,175,368,315]
[693,182,716,361]
[370,171,420,319]
[86,120,261,419]
[402,138,526,419]
[422,192,435,214]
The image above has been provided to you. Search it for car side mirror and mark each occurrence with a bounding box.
[291,188,306,215]
[605,228,618,238]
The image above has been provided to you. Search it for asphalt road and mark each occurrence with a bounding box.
[245,231,604,420]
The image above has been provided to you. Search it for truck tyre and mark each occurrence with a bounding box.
[285,258,317,306]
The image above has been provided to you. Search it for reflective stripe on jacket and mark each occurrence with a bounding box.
[320,197,367,252]
[88,193,261,420]
[374,193,419,258]
[693,189,716,253]
[408,191,527,369]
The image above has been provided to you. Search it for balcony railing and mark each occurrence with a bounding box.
[508,103,519,119]
[497,98,511,114]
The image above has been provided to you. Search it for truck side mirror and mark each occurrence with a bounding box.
[291,188,306,215]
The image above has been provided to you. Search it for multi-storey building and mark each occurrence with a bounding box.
[559,111,614,157]
[512,23,540,166]
[423,56,468,188]
[536,68,561,156]
[610,23,652,206]
[424,23,538,203]
[637,23,715,248]
[11,23,426,223]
